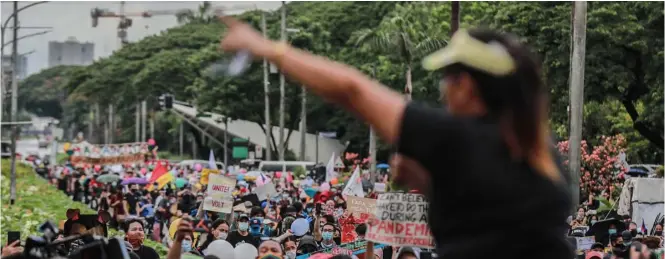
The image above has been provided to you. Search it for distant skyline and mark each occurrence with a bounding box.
[1,1,282,76]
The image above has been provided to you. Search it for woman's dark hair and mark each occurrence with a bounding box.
[330,255,353,259]
[123,218,144,233]
[442,28,559,182]
[281,236,297,247]
[355,224,367,236]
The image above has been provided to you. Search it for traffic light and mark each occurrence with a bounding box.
[158,94,173,110]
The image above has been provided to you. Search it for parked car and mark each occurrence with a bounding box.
[1,141,11,159]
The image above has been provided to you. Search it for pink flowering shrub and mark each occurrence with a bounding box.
[557,135,629,203]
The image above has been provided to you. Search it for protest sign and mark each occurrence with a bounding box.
[374,183,386,193]
[295,240,386,259]
[255,182,277,200]
[576,236,595,251]
[366,193,435,248]
[347,196,377,217]
[203,174,236,213]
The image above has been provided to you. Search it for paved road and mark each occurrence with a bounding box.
[16,139,49,159]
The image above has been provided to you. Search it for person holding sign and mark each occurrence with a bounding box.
[218,15,572,259]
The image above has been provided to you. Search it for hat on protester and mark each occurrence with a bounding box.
[397,247,422,259]
[421,29,516,76]
[238,214,250,221]
[285,206,297,214]
[585,251,604,259]
[249,218,262,229]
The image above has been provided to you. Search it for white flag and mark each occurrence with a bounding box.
[325,152,337,183]
[208,149,217,170]
[342,166,364,197]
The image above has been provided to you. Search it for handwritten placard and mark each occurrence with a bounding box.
[347,196,377,216]
[255,182,277,200]
[203,174,236,213]
[576,236,595,251]
[200,168,220,185]
[366,193,434,248]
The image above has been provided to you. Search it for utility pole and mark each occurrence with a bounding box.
[224,118,229,170]
[278,1,286,162]
[299,86,307,161]
[569,1,587,210]
[108,104,114,143]
[9,1,19,205]
[368,65,378,181]
[179,122,184,157]
[141,101,146,141]
[261,11,272,161]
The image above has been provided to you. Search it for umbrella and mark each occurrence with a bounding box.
[376,163,390,169]
[97,174,121,184]
[588,218,626,244]
[175,178,188,188]
[121,177,149,185]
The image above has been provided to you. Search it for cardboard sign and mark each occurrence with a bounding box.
[255,183,277,200]
[366,193,435,248]
[576,236,595,251]
[347,196,377,217]
[203,174,236,213]
[374,183,386,193]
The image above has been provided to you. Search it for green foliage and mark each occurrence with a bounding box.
[22,1,663,165]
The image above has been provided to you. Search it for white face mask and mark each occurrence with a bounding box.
[218,232,228,240]
[286,251,297,259]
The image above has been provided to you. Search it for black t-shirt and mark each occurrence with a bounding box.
[125,192,139,215]
[227,231,260,248]
[133,245,159,259]
[396,103,573,259]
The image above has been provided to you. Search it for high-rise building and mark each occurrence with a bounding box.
[1,54,28,80]
[48,37,94,67]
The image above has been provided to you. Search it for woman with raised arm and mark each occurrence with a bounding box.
[218,15,572,259]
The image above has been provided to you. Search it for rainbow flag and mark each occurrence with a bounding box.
[148,163,173,191]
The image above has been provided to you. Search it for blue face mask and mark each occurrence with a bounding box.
[590,220,597,225]
[609,229,617,235]
[263,226,272,237]
[238,222,249,231]
[181,240,192,253]
[322,231,333,241]
[250,227,261,236]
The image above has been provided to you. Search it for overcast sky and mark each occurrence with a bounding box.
[1,1,282,76]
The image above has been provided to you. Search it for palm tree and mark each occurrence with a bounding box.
[351,15,446,100]
[176,1,214,24]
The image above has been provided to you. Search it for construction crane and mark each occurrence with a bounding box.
[90,1,189,45]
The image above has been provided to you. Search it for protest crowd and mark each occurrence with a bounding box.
[2,136,663,259]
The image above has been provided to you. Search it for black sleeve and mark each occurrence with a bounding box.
[397,102,467,167]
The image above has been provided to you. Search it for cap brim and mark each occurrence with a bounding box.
[422,47,456,71]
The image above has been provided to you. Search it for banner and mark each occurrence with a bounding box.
[366,193,435,248]
[69,141,148,167]
[255,183,277,200]
[295,240,386,259]
[203,174,236,213]
[200,168,220,185]
[347,196,377,218]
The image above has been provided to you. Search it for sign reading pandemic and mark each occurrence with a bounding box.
[203,174,236,213]
[69,141,148,167]
[366,193,435,248]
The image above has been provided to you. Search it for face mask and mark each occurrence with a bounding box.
[631,229,638,237]
[656,231,663,236]
[126,232,144,249]
[250,228,261,236]
[590,220,597,225]
[256,217,264,221]
[608,229,617,235]
[238,222,249,231]
[170,199,176,203]
[322,232,333,241]
[286,251,297,259]
[218,232,228,240]
[306,208,313,213]
[181,240,192,253]
[263,226,272,237]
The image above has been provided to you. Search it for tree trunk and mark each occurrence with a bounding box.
[405,64,413,100]
[451,2,460,36]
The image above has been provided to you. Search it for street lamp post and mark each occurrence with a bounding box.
[9,1,19,205]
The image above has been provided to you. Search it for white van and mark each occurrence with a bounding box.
[258,161,316,172]
[178,160,225,170]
